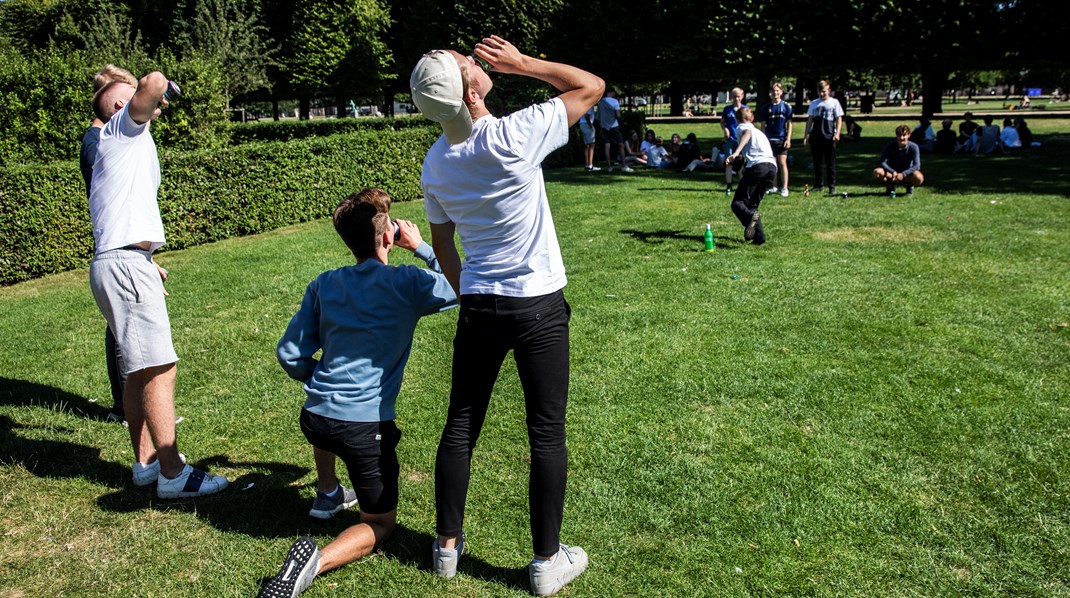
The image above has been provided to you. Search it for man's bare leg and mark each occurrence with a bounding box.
[313,446,339,493]
[318,511,397,574]
[127,363,184,478]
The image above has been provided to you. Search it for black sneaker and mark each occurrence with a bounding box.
[744,212,761,241]
[905,185,914,195]
[260,537,320,598]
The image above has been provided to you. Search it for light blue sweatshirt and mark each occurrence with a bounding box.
[277,242,458,422]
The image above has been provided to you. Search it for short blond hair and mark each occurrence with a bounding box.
[93,65,137,92]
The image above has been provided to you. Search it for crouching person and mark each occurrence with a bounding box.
[873,124,924,196]
[260,188,458,598]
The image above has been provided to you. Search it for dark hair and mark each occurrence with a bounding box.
[686,132,697,143]
[895,124,911,136]
[333,188,392,259]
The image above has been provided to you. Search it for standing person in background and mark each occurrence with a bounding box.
[578,106,599,171]
[720,87,746,194]
[758,82,794,197]
[80,64,138,424]
[598,87,631,172]
[725,107,777,245]
[804,80,843,195]
[89,71,229,498]
[411,35,603,596]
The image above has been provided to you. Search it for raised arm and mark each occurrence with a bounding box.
[128,71,170,125]
[429,221,462,296]
[474,35,604,125]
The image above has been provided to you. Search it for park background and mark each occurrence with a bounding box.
[1,0,1069,596]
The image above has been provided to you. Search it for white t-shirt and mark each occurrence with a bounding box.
[646,145,670,168]
[89,104,165,254]
[597,96,620,130]
[422,98,569,297]
[737,123,776,167]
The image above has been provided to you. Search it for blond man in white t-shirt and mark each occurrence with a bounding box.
[411,36,602,596]
[88,72,228,499]
[726,107,777,245]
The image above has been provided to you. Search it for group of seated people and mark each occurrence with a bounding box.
[619,128,732,172]
[912,112,1036,155]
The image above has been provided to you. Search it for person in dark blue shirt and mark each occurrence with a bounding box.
[872,124,924,196]
[757,82,794,197]
[720,87,746,194]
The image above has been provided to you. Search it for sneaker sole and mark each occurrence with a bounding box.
[157,479,228,499]
[744,215,760,241]
[259,537,320,598]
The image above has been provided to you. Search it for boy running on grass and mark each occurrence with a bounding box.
[260,188,457,598]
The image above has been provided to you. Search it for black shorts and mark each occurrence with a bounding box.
[300,409,402,514]
[769,140,789,156]
[602,127,623,145]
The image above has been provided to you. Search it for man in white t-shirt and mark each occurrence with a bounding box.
[88,72,228,499]
[411,36,603,596]
[804,80,844,194]
[726,107,777,245]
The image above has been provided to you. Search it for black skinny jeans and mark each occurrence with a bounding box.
[435,290,571,557]
[809,135,837,190]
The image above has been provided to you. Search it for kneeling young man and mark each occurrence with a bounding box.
[873,124,924,196]
[261,188,457,598]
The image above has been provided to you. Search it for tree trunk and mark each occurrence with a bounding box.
[272,97,280,121]
[921,68,949,116]
[300,97,310,120]
[336,95,347,119]
[384,90,395,117]
[669,81,683,116]
[794,76,807,114]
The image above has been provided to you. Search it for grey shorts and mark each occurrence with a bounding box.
[89,248,178,375]
[578,121,596,144]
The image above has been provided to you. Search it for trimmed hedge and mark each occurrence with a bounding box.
[0,125,439,285]
[228,116,435,144]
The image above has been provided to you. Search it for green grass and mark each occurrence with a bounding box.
[1,128,1069,596]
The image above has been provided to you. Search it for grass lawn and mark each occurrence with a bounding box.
[1,124,1068,596]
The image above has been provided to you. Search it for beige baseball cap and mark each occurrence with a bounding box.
[410,50,472,144]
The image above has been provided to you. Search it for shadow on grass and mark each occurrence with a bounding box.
[249,525,526,595]
[0,376,111,420]
[621,228,745,250]
[0,414,129,487]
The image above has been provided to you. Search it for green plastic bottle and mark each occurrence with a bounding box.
[703,224,715,252]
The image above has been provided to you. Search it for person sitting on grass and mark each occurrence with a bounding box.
[974,116,1003,155]
[1000,117,1022,149]
[873,124,924,196]
[261,187,458,598]
[935,119,957,154]
[622,129,648,168]
[646,136,673,169]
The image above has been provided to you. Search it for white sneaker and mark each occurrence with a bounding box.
[529,544,588,596]
[156,464,229,498]
[621,165,634,173]
[768,187,779,195]
[780,188,790,197]
[432,534,465,579]
[132,453,185,487]
[259,536,320,598]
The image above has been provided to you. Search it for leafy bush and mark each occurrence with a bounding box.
[228,116,432,144]
[0,126,438,284]
[0,43,232,166]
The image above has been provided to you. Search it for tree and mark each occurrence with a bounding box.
[175,0,275,108]
[285,0,392,119]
